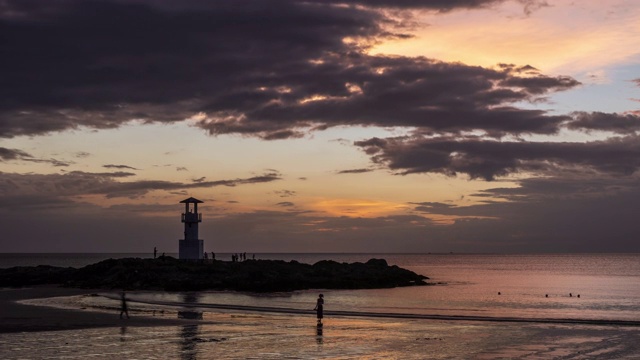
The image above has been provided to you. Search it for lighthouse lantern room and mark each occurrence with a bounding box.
[178,197,204,260]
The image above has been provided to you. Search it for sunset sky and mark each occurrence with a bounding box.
[2,0,640,253]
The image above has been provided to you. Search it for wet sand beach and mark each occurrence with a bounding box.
[2,286,640,359]
[0,286,208,333]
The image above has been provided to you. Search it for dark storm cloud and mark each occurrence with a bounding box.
[276,201,295,207]
[1,0,580,140]
[478,176,640,200]
[520,0,549,15]
[0,147,31,161]
[0,0,384,137]
[103,164,139,170]
[412,202,458,213]
[110,0,526,14]
[298,0,547,14]
[355,135,640,180]
[337,168,374,174]
[99,171,282,198]
[567,112,640,134]
[0,171,132,203]
[410,176,640,252]
[66,170,136,178]
[0,194,86,212]
[274,190,296,197]
[0,147,71,166]
[194,56,574,139]
[499,74,579,95]
[298,0,505,10]
[22,158,71,167]
[0,170,281,200]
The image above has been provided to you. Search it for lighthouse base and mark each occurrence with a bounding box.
[179,239,203,260]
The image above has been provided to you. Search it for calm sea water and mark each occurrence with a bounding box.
[3,253,640,359]
[3,253,640,322]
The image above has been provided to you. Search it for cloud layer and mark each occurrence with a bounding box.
[0,170,281,203]
[1,0,639,253]
[356,134,640,180]
[2,0,580,141]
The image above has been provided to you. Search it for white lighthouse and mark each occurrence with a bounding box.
[178,197,204,260]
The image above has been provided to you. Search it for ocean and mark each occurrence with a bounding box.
[2,253,640,359]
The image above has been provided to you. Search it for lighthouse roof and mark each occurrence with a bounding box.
[180,197,204,204]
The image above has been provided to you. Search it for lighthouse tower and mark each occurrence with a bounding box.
[178,197,204,260]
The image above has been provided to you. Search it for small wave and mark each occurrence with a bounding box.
[121,296,640,327]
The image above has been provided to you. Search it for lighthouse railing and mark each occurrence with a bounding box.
[181,213,202,222]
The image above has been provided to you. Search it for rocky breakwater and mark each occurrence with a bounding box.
[1,257,429,292]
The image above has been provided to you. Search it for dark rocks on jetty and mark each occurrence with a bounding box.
[0,257,429,292]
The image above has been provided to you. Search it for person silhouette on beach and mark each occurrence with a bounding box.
[314,294,324,326]
[120,291,130,319]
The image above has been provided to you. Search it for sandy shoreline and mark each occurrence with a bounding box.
[3,286,640,358]
[5,285,640,335]
[0,285,208,333]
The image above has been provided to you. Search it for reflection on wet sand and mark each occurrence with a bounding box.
[180,324,200,360]
[179,293,203,360]
[1,309,638,359]
[316,324,323,345]
[120,326,127,342]
[178,292,204,320]
[178,311,203,320]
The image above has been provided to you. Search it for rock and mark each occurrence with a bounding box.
[365,258,388,267]
[0,257,430,292]
[0,265,76,287]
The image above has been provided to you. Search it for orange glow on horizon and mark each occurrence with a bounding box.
[311,198,409,218]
